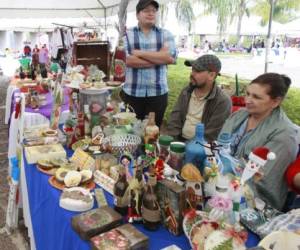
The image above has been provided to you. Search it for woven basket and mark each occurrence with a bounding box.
[102,134,141,156]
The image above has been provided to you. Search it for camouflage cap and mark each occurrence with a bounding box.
[185,54,222,75]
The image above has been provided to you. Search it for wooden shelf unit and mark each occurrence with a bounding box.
[73,41,111,80]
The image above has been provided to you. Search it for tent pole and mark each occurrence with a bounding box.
[264,0,274,73]
[105,8,107,36]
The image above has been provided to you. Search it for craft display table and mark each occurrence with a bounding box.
[20,147,259,250]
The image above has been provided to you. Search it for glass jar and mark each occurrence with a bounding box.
[168,142,185,172]
[158,135,174,161]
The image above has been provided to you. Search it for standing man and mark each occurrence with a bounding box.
[167,54,232,142]
[121,0,177,127]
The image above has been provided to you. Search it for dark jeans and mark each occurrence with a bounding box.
[120,90,168,127]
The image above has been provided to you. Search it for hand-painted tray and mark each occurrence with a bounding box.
[48,176,96,191]
[182,210,208,240]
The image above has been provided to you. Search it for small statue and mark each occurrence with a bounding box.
[120,153,134,181]
[241,147,275,185]
[127,165,144,223]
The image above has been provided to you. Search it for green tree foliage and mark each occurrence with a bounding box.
[251,0,300,25]
[166,58,300,126]
[200,0,236,36]
[174,0,195,32]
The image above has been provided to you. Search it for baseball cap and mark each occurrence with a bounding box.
[185,54,222,75]
[136,0,159,13]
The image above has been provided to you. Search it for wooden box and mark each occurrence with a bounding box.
[71,206,123,240]
[73,41,111,80]
[90,223,149,250]
[156,179,186,235]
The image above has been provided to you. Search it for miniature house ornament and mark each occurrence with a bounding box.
[241,147,276,185]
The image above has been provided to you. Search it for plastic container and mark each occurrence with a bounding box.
[168,142,185,172]
[158,135,174,161]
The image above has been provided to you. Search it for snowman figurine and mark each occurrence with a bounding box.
[241,147,276,185]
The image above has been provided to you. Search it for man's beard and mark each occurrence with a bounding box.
[189,80,206,89]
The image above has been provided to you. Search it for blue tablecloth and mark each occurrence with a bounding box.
[23,148,259,250]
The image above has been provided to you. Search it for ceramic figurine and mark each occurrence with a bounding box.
[241,147,275,185]
[127,165,144,223]
[120,153,134,181]
[181,163,204,210]
[144,112,159,145]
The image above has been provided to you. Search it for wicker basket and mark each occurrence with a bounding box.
[102,134,141,156]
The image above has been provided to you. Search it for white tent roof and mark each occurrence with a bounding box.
[0,0,139,18]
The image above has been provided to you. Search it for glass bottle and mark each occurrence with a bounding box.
[83,104,91,136]
[141,183,161,231]
[217,133,241,175]
[185,123,207,174]
[144,112,159,145]
[113,41,126,82]
[19,66,25,79]
[113,171,129,216]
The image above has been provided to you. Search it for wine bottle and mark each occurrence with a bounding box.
[113,171,129,216]
[141,184,161,231]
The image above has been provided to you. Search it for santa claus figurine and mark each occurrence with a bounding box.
[241,147,276,185]
[285,155,300,194]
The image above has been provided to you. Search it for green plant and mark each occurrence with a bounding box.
[282,88,300,125]
[166,57,300,126]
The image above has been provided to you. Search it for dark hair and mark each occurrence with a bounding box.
[250,73,291,99]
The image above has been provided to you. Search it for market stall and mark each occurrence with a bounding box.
[20,145,260,250]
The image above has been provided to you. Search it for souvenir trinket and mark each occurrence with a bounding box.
[157,179,186,235]
[59,187,94,212]
[113,169,129,216]
[181,163,204,210]
[90,223,149,250]
[141,183,161,231]
[94,188,108,207]
[71,206,123,240]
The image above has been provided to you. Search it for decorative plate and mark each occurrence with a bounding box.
[48,176,95,191]
[43,129,58,137]
[50,158,68,168]
[71,138,91,151]
[204,230,246,250]
[259,231,300,250]
[190,220,220,250]
[182,210,208,240]
[105,81,122,87]
[37,165,58,176]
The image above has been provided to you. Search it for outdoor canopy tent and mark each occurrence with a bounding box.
[0,0,139,19]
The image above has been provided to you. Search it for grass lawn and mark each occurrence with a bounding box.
[166,57,300,126]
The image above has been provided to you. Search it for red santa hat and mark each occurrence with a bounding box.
[248,147,276,166]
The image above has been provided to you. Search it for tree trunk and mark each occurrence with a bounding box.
[160,4,168,28]
[236,0,246,45]
[118,0,129,45]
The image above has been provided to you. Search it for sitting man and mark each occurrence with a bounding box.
[167,54,231,142]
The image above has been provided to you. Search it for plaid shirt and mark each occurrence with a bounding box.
[123,26,177,97]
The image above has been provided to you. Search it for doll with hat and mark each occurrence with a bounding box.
[241,147,276,185]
